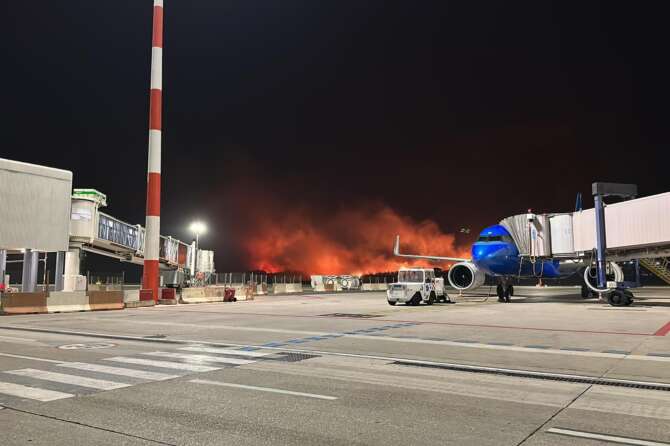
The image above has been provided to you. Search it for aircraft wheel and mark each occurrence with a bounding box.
[581,284,591,298]
[387,300,396,306]
[504,287,511,303]
[496,284,505,302]
[427,292,435,305]
[607,290,633,307]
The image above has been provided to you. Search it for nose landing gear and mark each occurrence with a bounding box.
[496,280,513,303]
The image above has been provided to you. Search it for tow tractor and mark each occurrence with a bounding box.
[387,268,451,306]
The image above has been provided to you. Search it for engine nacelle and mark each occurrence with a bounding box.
[447,262,486,290]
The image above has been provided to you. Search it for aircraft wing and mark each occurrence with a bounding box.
[393,235,470,262]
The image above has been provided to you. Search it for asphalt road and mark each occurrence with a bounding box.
[1,286,669,445]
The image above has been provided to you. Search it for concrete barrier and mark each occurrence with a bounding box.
[124,290,154,308]
[180,287,236,304]
[182,287,219,304]
[285,284,303,293]
[88,291,124,311]
[0,292,48,315]
[157,288,178,305]
[47,291,90,313]
[272,284,287,294]
[231,285,250,301]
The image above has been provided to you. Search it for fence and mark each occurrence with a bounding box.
[87,272,124,291]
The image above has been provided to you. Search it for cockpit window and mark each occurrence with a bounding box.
[477,235,514,243]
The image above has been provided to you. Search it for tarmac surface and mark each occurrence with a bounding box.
[1,286,670,445]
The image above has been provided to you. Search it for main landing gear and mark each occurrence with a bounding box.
[496,279,513,303]
[581,283,594,299]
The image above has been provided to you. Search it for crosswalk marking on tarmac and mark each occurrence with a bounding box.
[104,356,222,372]
[6,369,131,390]
[58,362,179,381]
[0,381,74,401]
[0,346,283,404]
[142,351,255,365]
[178,346,274,358]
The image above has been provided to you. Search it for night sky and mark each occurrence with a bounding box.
[3,2,669,274]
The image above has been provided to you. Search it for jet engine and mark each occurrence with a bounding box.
[447,262,486,291]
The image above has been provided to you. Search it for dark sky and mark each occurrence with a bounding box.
[3,1,669,272]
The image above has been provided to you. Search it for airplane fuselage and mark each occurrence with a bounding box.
[471,224,578,279]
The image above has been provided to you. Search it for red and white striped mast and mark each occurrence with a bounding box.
[142,0,163,302]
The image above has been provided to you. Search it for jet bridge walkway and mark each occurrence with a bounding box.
[69,189,193,271]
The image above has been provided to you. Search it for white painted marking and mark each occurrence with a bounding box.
[58,319,670,362]
[6,369,130,390]
[58,362,178,381]
[154,0,163,7]
[142,351,254,365]
[0,381,73,401]
[179,346,273,358]
[104,356,220,373]
[0,335,36,342]
[547,427,670,446]
[0,352,64,364]
[343,335,628,359]
[190,379,337,400]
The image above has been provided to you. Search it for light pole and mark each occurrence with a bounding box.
[189,221,206,275]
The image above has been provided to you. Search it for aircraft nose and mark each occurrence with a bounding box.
[472,244,505,262]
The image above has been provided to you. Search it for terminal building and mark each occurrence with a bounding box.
[0,158,213,294]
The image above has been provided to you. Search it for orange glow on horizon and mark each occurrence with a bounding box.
[243,205,470,275]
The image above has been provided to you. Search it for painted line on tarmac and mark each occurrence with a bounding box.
[104,357,220,373]
[547,427,670,445]
[136,310,653,336]
[1,327,669,390]
[189,379,338,400]
[0,352,65,364]
[4,325,670,363]
[0,382,74,402]
[0,335,36,343]
[178,346,274,358]
[59,362,179,381]
[5,369,130,390]
[142,351,255,365]
[654,321,670,336]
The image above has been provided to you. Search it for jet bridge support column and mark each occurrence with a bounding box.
[54,251,65,292]
[594,194,607,289]
[591,182,638,306]
[0,250,6,290]
[21,249,39,293]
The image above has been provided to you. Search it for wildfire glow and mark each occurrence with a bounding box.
[241,205,470,275]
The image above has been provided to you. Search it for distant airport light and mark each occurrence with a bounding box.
[189,221,207,236]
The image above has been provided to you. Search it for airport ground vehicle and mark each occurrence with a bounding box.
[386,268,451,306]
